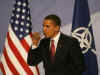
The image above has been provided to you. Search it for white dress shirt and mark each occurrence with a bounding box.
[50,32,61,52]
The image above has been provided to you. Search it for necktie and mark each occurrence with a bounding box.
[51,40,55,63]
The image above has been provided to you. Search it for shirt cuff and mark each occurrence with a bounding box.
[32,45,37,49]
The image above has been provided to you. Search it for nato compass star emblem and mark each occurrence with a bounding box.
[72,25,96,54]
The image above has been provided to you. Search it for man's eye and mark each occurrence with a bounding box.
[46,25,49,28]
[43,25,50,28]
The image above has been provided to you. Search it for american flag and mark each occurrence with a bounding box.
[0,0,40,75]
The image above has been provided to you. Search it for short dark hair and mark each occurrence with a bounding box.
[44,14,61,26]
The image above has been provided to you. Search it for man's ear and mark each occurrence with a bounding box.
[55,26,60,32]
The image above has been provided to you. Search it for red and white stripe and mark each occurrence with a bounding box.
[0,25,40,75]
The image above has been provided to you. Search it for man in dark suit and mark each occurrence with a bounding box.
[27,14,85,75]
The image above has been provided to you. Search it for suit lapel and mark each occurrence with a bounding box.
[55,33,64,58]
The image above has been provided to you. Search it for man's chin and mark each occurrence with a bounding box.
[44,35,50,38]
[43,33,50,38]
[45,36,49,38]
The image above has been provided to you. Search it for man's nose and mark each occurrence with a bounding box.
[43,26,47,32]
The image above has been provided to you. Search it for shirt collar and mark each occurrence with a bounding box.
[51,32,60,42]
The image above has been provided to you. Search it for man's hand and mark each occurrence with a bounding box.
[32,32,41,46]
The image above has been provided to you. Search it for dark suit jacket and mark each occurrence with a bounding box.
[27,33,85,75]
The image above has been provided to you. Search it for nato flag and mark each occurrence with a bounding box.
[71,0,98,75]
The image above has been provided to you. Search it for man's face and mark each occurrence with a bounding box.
[43,19,59,38]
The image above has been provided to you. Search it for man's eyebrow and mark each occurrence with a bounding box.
[43,24,49,26]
